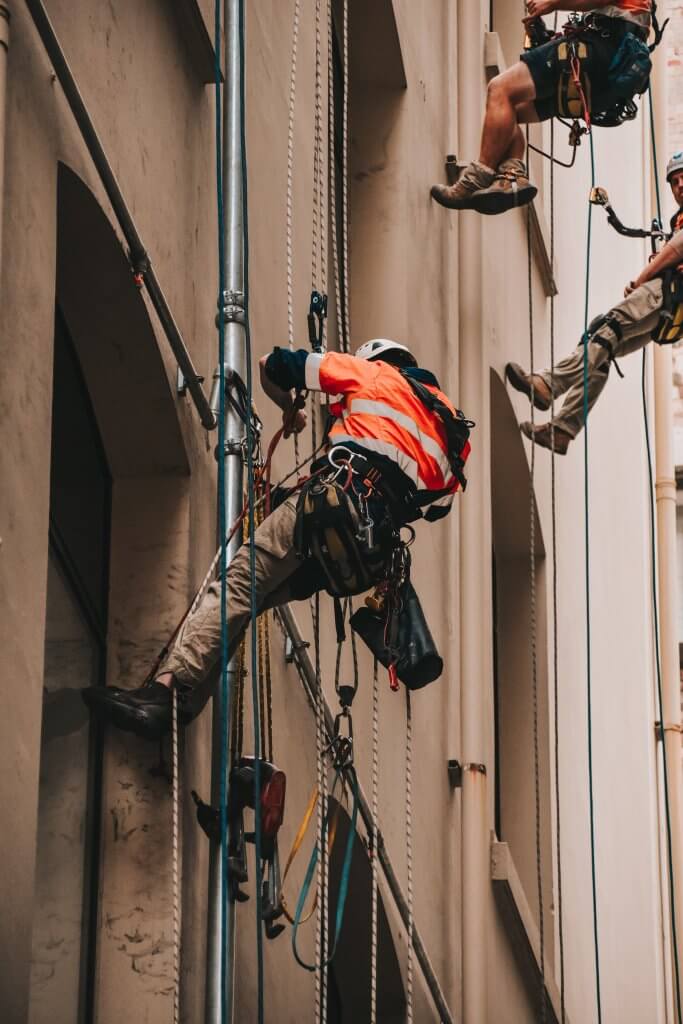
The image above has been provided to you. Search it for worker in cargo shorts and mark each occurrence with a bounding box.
[505,154,683,452]
[430,1,652,215]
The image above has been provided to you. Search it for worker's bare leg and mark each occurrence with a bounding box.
[479,63,537,169]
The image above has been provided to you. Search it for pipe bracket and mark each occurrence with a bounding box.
[216,289,246,327]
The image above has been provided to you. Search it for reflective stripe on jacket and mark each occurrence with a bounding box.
[305,351,467,519]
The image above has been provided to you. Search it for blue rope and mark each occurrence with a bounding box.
[213,3,230,1020]
[237,0,265,1018]
[644,88,683,1024]
[291,770,359,972]
[582,130,603,1024]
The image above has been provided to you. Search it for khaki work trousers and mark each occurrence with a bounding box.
[160,499,302,687]
[539,277,664,438]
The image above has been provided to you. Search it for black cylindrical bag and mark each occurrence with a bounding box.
[350,582,443,690]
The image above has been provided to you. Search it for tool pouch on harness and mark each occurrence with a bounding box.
[556,40,592,119]
[294,476,391,597]
[350,581,443,690]
[654,269,683,345]
[607,32,651,98]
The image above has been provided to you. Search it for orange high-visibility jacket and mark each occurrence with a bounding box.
[597,1,651,19]
[305,351,470,521]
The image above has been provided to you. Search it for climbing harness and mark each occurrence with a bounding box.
[294,450,396,597]
[590,185,683,346]
[524,6,666,133]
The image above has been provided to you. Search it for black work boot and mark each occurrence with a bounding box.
[82,680,173,740]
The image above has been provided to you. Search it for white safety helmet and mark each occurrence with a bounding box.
[666,151,683,182]
[354,338,417,367]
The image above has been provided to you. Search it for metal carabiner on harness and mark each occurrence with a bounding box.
[329,707,354,770]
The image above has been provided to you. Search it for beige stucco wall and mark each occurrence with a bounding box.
[0,1,675,1022]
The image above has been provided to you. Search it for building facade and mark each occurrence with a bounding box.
[0,1,680,1022]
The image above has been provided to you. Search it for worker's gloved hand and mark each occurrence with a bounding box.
[523,0,557,25]
[282,405,307,438]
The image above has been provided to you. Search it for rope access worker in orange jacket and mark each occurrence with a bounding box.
[82,340,472,739]
[505,153,683,452]
[431,0,653,215]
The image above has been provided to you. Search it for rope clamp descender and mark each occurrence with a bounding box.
[308,289,328,353]
[329,706,354,770]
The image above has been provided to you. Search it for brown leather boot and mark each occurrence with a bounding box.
[430,161,495,211]
[520,421,572,455]
[475,158,537,215]
[505,362,552,411]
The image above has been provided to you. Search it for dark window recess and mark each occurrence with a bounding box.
[29,309,111,1024]
[49,308,111,638]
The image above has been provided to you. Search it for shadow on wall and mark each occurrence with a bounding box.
[326,796,406,1023]
[490,369,554,967]
[56,163,189,478]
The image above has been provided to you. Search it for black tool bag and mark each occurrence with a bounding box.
[350,581,443,690]
[294,475,392,597]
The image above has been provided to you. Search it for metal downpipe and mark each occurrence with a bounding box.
[457,1,489,1021]
[204,0,246,1019]
[650,4,683,1005]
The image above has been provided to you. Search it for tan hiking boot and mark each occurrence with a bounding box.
[505,362,552,411]
[430,161,495,211]
[475,158,538,215]
[520,421,572,455]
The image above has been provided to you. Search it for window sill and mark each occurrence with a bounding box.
[491,839,570,1024]
[484,32,557,298]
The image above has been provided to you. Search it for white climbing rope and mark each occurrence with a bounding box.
[328,0,351,354]
[311,0,329,1018]
[370,660,380,1023]
[286,0,301,464]
[340,0,350,349]
[171,686,181,1024]
[405,690,414,1024]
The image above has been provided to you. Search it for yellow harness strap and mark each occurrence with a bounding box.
[279,784,344,925]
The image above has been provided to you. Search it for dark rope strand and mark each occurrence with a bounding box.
[549,116,567,1024]
[583,129,603,1024]
[526,136,546,1023]
[213,2,231,1017]
[238,0,265,1017]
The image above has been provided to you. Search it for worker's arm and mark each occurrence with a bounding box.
[259,352,307,437]
[624,234,683,295]
[525,0,619,21]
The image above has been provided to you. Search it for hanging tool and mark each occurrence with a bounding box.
[307,289,328,352]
